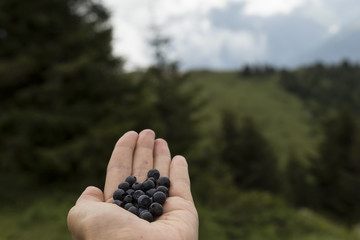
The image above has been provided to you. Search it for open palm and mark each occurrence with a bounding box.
[67,130,199,240]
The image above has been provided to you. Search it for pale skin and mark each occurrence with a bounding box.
[67,129,199,240]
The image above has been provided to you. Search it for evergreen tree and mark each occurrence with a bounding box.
[312,110,360,224]
[0,0,141,184]
[136,27,203,155]
[284,152,314,207]
[220,113,280,193]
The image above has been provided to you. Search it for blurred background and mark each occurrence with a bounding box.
[1,0,360,239]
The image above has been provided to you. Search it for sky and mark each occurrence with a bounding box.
[102,0,360,70]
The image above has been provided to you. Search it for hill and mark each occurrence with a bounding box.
[187,70,319,167]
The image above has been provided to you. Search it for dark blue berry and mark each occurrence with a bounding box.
[132,182,143,191]
[146,188,157,197]
[118,182,130,191]
[126,189,134,196]
[157,177,170,188]
[140,210,153,222]
[147,177,157,184]
[114,170,170,222]
[125,175,137,186]
[123,194,133,204]
[112,200,123,207]
[128,206,138,216]
[156,186,169,197]
[138,195,152,208]
[153,191,166,204]
[138,207,146,214]
[124,203,134,210]
[142,180,155,191]
[149,202,163,217]
[133,190,145,201]
[113,189,126,201]
[147,169,160,180]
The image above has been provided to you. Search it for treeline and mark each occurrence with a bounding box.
[279,61,360,115]
[1,0,360,232]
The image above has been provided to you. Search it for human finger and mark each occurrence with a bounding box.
[132,129,155,182]
[104,131,138,201]
[76,186,104,205]
[153,138,171,177]
[169,155,193,202]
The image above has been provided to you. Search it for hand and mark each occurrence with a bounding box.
[67,129,199,240]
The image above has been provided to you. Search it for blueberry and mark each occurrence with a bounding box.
[125,175,137,186]
[118,182,130,191]
[112,200,123,207]
[142,180,155,191]
[146,188,157,197]
[138,195,152,208]
[147,177,157,185]
[138,207,146,214]
[128,206,138,216]
[124,203,134,210]
[147,169,160,180]
[149,202,163,217]
[113,189,126,201]
[123,194,133,204]
[156,186,169,197]
[133,190,145,201]
[132,182,143,191]
[126,189,134,196]
[140,210,154,222]
[157,177,170,188]
[153,191,166,204]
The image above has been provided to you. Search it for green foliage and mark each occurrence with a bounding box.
[220,112,280,192]
[0,0,145,185]
[284,152,315,208]
[311,110,360,224]
[0,193,75,240]
[198,191,360,240]
[238,64,276,78]
[135,64,203,155]
[279,61,360,116]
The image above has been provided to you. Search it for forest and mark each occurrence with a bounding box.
[1,0,360,239]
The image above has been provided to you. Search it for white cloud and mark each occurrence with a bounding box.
[111,20,150,69]
[328,24,340,35]
[102,0,242,69]
[300,0,340,27]
[242,0,304,17]
[167,14,267,69]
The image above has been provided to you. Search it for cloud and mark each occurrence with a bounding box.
[170,20,268,69]
[242,0,304,17]
[102,0,360,70]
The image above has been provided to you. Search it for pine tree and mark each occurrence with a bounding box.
[284,152,315,207]
[312,110,360,224]
[136,27,203,155]
[0,0,141,184]
[221,114,280,193]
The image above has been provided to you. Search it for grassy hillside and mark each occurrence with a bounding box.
[187,70,319,167]
[0,192,75,240]
[198,191,360,240]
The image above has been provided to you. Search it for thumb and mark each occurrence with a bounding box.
[76,186,104,205]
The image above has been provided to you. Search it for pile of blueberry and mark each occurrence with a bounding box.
[112,169,170,222]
